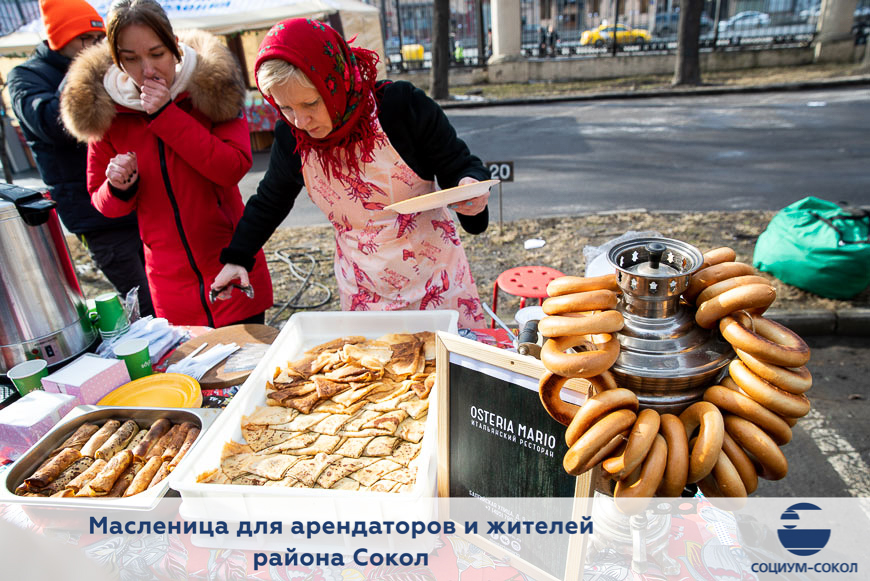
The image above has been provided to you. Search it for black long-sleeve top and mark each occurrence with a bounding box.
[221,80,489,270]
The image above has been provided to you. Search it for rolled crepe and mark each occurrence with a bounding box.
[44,457,95,494]
[162,422,194,460]
[105,458,143,497]
[53,424,100,455]
[124,456,163,497]
[24,448,82,489]
[95,420,138,460]
[168,427,200,470]
[80,420,121,458]
[88,449,133,493]
[51,488,75,498]
[66,458,107,493]
[147,461,171,489]
[124,429,148,453]
[146,424,179,459]
[132,418,171,459]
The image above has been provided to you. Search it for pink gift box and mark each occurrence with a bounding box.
[41,353,131,405]
[0,391,78,459]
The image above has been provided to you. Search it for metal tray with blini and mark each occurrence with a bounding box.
[0,405,220,512]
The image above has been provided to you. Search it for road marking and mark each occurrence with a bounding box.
[801,407,870,519]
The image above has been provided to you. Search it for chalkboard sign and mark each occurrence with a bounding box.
[436,332,591,581]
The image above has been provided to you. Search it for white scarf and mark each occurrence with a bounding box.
[103,42,198,111]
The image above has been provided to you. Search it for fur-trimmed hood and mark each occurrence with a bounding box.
[61,29,245,142]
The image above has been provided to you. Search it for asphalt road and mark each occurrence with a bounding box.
[237,85,870,228]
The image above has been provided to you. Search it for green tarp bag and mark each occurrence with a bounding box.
[753,197,870,299]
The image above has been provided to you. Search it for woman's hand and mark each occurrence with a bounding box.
[211,263,250,301]
[140,77,171,115]
[105,152,138,190]
[449,176,489,216]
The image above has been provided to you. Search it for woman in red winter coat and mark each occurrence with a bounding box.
[60,0,272,327]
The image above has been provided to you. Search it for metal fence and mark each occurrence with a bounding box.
[0,0,38,37]
[381,0,870,71]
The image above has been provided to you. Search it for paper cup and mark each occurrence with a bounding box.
[94,292,128,333]
[7,359,48,396]
[114,338,153,380]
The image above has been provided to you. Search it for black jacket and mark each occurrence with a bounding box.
[7,42,137,234]
[222,80,489,270]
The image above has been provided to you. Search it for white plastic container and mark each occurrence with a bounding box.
[169,310,458,549]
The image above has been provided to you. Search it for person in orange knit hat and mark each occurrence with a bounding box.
[40,0,106,52]
[7,0,154,316]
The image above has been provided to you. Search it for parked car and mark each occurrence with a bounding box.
[654,11,713,35]
[718,11,772,31]
[580,23,651,47]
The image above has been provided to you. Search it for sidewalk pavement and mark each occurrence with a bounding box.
[767,308,870,337]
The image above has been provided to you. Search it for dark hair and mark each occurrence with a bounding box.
[106,0,181,66]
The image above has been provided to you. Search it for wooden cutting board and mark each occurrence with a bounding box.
[165,324,279,390]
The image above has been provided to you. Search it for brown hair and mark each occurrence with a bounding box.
[106,0,181,66]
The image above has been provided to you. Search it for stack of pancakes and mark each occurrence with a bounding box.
[199,332,436,492]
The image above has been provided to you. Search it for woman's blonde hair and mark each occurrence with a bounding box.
[257,58,315,96]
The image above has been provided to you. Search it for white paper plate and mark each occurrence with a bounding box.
[384,179,499,214]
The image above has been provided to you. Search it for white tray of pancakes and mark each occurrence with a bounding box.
[169,310,458,527]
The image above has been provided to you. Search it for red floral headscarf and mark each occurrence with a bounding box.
[255,18,381,180]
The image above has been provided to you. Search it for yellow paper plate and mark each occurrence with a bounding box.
[98,373,202,408]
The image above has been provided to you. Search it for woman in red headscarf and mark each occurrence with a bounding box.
[212,18,490,327]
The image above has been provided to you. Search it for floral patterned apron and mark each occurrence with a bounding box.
[301,120,485,328]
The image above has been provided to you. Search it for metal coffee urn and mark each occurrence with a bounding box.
[0,183,97,379]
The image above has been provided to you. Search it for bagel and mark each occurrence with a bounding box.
[602,409,661,480]
[564,388,639,446]
[719,314,811,368]
[700,247,737,270]
[657,413,689,497]
[587,370,620,394]
[698,451,747,498]
[679,401,725,483]
[538,372,580,427]
[696,275,773,306]
[547,274,620,297]
[538,310,625,338]
[703,384,793,445]
[684,261,757,304]
[724,415,788,481]
[614,434,669,514]
[721,430,758,494]
[542,289,619,316]
[541,334,620,379]
[695,283,776,329]
[729,360,811,418]
[563,409,637,476]
[720,376,740,391]
[733,347,812,395]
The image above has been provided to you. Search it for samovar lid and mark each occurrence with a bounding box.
[607,237,704,300]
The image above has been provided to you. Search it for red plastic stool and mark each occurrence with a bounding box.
[491,266,565,328]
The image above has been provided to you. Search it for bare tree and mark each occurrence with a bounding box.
[429,0,450,100]
[673,0,704,86]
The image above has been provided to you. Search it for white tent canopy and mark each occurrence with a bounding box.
[0,0,377,55]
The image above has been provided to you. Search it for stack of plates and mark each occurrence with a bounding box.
[98,373,202,408]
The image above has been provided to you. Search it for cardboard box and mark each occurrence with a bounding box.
[41,354,130,405]
[0,391,77,459]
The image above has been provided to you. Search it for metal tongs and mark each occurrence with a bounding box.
[208,282,254,303]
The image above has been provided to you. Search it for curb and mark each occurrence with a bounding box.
[440,74,870,109]
[766,308,870,337]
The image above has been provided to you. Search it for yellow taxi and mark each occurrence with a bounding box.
[580,23,651,47]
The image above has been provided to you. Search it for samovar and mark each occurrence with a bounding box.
[588,236,734,574]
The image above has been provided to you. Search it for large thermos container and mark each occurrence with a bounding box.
[0,183,97,379]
